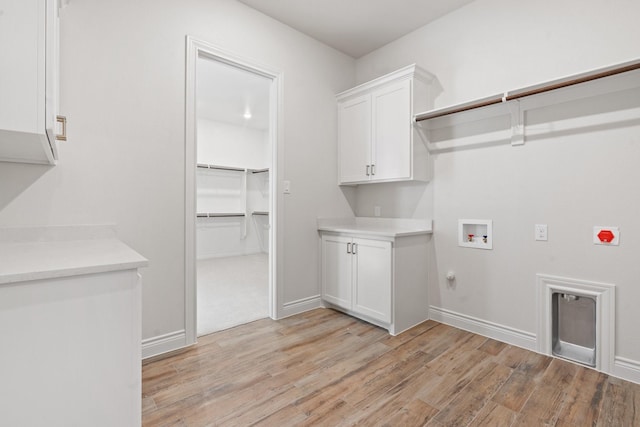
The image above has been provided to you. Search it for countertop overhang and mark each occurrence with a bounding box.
[0,225,148,285]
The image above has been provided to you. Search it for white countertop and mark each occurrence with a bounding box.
[0,225,148,285]
[317,217,433,237]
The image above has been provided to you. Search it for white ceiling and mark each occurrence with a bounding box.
[197,56,271,130]
[238,0,475,58]
[196,1,476,129]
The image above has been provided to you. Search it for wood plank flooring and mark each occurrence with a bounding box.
[142,309,640,426]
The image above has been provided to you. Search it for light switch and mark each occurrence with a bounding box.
[535,224,548,241]
[283,180,291,194]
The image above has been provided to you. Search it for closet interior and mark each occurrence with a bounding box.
[196,55,272,336]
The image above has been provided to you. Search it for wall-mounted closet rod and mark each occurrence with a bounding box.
[252,211,269,216]
[251,168,269,174]
[415,59,640,122]
[196,213,246,218]
[197,163,245,172]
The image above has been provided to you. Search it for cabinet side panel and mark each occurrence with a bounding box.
[393,235,430,334]
[45,0,60,159]
[412,77,431,182]
[0,270,141,427]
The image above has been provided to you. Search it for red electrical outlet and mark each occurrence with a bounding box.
[594,226,619,246]
[597,230,614,243]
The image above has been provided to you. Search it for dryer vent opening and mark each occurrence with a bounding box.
[552,292,596,367]
[537,274,615,373]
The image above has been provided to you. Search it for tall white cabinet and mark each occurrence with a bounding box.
[337,65,435,185]
[0,0,65,164]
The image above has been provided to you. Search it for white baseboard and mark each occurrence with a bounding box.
[612,356,640,385]
[430,306,640,385]
[278,295,322,319]
[142,329,188,359]
[429,306,537,351]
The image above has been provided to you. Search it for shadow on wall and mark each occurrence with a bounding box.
[339,185,358,215]
[0,163,52,213]
[352,180,430,218]
[423,77,640,154]
[525,87,640,143]
[427,232,442,309]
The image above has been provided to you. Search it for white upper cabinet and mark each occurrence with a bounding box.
[338,93,371,183]
[0,0,63,165]
[337,64,435,185]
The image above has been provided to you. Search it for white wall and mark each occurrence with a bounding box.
[0,0,355,348]
[353,0,640,375]
[197,119,269,169]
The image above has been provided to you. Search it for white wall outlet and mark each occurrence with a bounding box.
[535,224,548,241]
[593,226,619,246]
[283,180,291,194]
[374,206,381,217]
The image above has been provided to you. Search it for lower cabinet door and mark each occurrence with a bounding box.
[321,234,353,309]
[352,238,392,323]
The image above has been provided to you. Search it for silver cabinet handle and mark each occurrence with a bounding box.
[352,243,357,255]
[56,115,67,141]
[371,164,375,175]
[347,242,351,254]
[366,165,370,176]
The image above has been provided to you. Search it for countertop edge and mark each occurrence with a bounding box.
[0,232,149,286]
[317,226,433,238]
[0,260,148,286]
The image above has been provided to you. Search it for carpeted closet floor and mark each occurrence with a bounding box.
[197,253,269,336]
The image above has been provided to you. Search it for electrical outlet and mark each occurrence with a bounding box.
[535,224,548,241]
[374,206,381,217]
[594,226,619,245]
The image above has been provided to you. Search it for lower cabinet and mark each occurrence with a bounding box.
[0,269,143,427]
[321,234,391,323]
[320,231,429,335]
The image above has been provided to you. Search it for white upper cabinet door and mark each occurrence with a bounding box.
[352,238,392,323]
[338,93,371,184]
[372,79,411,181]
[321,234,353,310]
[336,65,433,185]
[0,0,60,165]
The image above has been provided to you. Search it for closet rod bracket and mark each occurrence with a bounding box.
[507,99,525,146]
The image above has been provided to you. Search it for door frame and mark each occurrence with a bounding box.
[185,36,283,345]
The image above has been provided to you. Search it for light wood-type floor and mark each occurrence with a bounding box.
[142,309,640,426]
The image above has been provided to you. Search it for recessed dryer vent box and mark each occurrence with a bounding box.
[459,219,493,249]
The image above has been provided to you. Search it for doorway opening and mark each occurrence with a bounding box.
[185,38,280,344]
